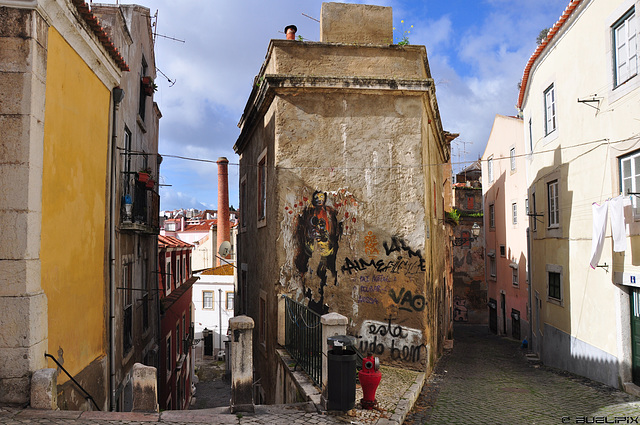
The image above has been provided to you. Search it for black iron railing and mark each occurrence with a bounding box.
[44,353,100,411]
[283,296,322,386]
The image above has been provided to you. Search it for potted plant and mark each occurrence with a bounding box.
[141,76,157,96]
[137,168,152,183]
[146,178,155,189]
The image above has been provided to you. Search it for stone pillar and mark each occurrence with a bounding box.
[30,368,57,410]
[320,312,347,409]
[229,315,254,413]
[131,363,158,412]
[0,5,49,406]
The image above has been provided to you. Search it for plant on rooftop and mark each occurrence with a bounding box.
[394,20,413,45]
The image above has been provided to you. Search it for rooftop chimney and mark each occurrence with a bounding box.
[320,2,392,44]
[217,157,230,266]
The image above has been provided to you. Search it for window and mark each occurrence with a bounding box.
[510,147,516,171]
[547,180,559,227]
[138,57,148,120]
[525,199,529,216]
[175,255,181,288]
[259,295,266,345]
[532,193,537,231]
[176,323,180,358]
[547,264,563,303]
[460,230,471,248]
[620,150,640,215]
[182,256,186,282]
[226,291,234,310]
[489,204,495,228]
[512,268,519,287]
[548,271,561,301]
[512,202,518,225]
[500,245,506,257]
[182,313,186,356]
[240,176,247,230]
[166,334,172,379]
[488,156,494,183]
[165,258,172,295]
[613,8,638,87]
[466,196,474,210]
[544,84,556,135]
[490,257,496,278]
[203,291,213,310]
[257,149,267,223]
[123,263,133,355]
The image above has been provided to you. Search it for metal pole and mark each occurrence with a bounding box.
[219,288,223,352]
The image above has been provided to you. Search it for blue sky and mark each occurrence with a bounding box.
[102,0,571,211]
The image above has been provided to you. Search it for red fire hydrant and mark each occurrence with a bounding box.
[358,356,381,409]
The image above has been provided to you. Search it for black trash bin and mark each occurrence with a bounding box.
[327,335,357,411]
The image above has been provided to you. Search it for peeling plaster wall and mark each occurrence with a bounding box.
[236,35,451,403]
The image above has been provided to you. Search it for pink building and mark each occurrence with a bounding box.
[481,115,530,341]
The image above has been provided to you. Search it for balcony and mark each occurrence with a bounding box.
[121,179,160,234]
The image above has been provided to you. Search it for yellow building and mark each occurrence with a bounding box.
[0,0,127,409]
[518,0,640,392]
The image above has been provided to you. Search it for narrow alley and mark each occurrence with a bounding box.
[405,325,640,425]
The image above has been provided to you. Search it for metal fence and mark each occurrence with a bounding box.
[283,296,322,386]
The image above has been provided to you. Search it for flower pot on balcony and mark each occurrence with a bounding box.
[146,178,155,189]
[138,172,150,183]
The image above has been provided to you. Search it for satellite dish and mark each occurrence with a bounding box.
[218,241,231,257]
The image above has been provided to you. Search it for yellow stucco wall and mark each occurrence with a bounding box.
[41,27,109,378]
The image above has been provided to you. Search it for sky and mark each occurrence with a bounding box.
[98,0,572,211]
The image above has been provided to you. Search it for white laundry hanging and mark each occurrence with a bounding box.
[589,201,609,269]
[610,195,627,252]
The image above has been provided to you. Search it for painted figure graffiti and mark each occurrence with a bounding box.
[294,191,343,314]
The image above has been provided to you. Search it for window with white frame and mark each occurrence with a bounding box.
[613,8,638,87]
[175,255,181,287]
[544,84,556,135]
[226,291,234,310]
[203,291,214,310]
[512,267,519,286]
[547,180,559,227]
[547,264,563,303]
[165,258,171,295]
[182,256,186,282]
[525,198,529,216]
[488,156,494,183]
[510,147,516,171]
[512,202,518,225]
[620,150,640,215]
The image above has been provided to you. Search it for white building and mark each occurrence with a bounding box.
[192,264,235,360]
[518,0,640,391]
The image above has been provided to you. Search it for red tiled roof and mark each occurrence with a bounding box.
[158,235,193,249]
[517,0,581,109]
[70,0,130,72]
[183,219,217,232]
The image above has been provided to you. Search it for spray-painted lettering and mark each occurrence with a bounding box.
[389,288,426,312]
[357,319,426,363]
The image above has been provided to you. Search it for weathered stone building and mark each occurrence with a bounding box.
[234,2,453,403]
[0,0,160,410]
[451,163,487,325]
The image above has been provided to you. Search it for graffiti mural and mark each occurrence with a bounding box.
[341,236,425,276]
[356,319,426,363]
[280,189,358,314]
[453,296,468,322]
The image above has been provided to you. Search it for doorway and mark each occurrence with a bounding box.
[631,288,640,384]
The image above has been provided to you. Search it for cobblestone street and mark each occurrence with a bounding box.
[404,324,640,425]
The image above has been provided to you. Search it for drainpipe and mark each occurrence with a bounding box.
[526,228,533,352]
[219,288,223,351]
[109,87,124,410]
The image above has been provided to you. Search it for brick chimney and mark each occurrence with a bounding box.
[217,157,230,266]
